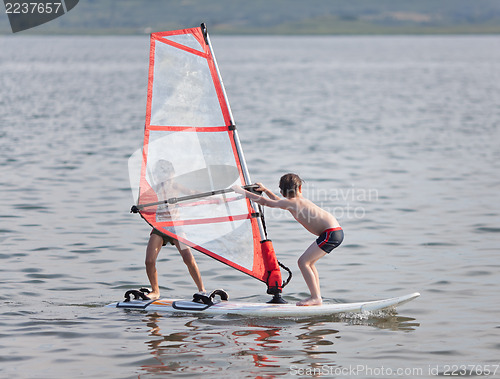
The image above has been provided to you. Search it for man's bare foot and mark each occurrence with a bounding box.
[296,297,322,306]
[146,291,160,300]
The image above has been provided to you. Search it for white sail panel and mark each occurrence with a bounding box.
[150,41,225,127]
[144,131,240,191]
[160,219,255,270]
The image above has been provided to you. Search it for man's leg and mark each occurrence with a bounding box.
[145,233,164,300]
[174,240,206,293]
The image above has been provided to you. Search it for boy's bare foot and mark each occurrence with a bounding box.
[296,297,322,306]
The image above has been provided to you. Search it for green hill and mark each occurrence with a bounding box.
[2,0,500,35]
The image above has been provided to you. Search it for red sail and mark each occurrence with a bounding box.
[131,25,283,294]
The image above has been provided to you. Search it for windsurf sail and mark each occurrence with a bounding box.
[129,24,287,299]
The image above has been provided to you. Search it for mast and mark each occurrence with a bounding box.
[201,23,267,241]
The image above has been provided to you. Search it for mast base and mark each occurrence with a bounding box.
[267,293,287,304]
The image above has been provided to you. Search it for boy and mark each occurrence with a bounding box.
[233,173,343,306]
[145,160,206,300]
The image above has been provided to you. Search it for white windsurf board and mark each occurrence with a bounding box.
[107,292,420,317]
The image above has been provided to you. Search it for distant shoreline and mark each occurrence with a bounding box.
[3,0,500,36]
[2,27,500,36]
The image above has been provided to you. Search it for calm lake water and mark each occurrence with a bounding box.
[1,34,499,378]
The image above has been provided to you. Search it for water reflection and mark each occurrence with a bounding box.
[137,312,419,376]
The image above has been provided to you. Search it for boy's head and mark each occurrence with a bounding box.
[279,173,303,198]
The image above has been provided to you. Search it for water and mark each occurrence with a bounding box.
[1,35,499,378]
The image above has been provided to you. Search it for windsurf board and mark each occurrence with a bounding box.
[108,292,420,317]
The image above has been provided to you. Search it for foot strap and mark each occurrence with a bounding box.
[124,287,151,302]
[192,289,228,305]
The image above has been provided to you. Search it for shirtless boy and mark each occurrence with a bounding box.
[233,173,343,306]
[145,160,206,300]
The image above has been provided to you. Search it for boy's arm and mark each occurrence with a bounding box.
[255,182,281,201]
[232,185,286,209]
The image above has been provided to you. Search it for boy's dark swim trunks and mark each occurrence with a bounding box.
[316,227,343,253]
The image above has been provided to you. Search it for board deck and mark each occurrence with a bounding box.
[108,292,420,317]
